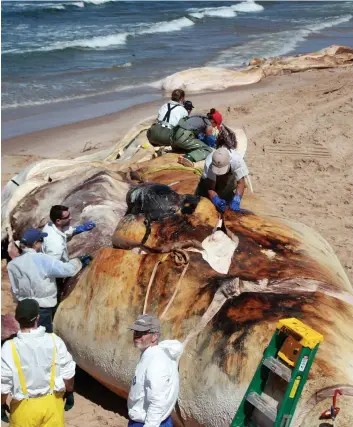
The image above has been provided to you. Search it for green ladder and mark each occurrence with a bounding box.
[231,318,324,427]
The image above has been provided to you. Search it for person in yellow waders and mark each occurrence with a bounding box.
[1,299,76,427]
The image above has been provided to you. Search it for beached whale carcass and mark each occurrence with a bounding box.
[2,134,353,426]
[159,45,353,94]
[47,157,352,427]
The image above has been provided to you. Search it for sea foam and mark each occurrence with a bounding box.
[3,16,195,54]
[232,1,264,13]
[138,17,194,35]
[189,7,237,19]
[208,14,353,67]
[188,1,264,19]
[83,0,116,5]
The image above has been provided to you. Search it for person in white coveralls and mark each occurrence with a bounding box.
[41,204,95,302]
[128,314,183,427]
[41,204,96,262]
[1,299,76,426]
[7,228,84,333]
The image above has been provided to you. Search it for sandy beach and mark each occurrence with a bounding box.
[2,65,353,426]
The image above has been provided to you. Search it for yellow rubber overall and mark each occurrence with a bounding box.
[9,334,65,427]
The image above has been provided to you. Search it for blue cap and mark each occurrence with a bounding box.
[20,228,48,245]
[184,100,194,111]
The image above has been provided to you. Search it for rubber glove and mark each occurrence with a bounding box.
[203,135,216,148]
[1,404,10,423]
[211,195,226,213]
[229,194,242,212]
[74,222,96,234]
[64,392,74,411]
[78,254,93,267]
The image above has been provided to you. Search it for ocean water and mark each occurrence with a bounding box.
[2,0,353,138]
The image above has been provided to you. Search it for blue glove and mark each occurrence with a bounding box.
[74,222,96,234]
[78,254,93,267]
[64,391,74,411]
[203,135,216,148]
[211,195,227,213]
[230,194,242,212]
[1,404,9,423]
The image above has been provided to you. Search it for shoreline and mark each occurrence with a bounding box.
[3,65,352,285]
[1,67,336,159]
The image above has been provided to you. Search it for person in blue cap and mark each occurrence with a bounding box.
[183,100,194,116]
[7,228,91,333]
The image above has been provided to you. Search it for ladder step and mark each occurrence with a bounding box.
[263,356,292,382]
[246,392,278,422]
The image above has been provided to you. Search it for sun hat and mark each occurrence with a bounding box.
[211,147,231,175]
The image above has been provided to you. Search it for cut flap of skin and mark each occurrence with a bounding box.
[201,230,238,274]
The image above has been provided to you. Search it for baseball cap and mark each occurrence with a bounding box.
[184,100,194,111]
[15,299,39,324]
[211,147,231,175]
[129,314,160,333]
[20,228,48,245]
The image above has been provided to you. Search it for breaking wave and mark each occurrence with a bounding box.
[83,0,117,4]
[138,17,194,35]
[232,1,264,13]
[3,17,195,55]
[188,1,263,19]
[189,7,237,19]
[208,14,353,67]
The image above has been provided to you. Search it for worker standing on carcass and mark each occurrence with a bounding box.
[195,147,249,213]
[128,314,183,427]
[7,228,89,333]
[41,205,96,262]
[1,299,76,426]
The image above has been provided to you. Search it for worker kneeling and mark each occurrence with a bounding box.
[172,115,215,166]
[1,299,76,427]
[195,147,249,212]
[147,89,188,147]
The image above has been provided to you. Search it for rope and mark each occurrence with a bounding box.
[143,259,162,315]
[160,259,189,321]
[142,248,190,318]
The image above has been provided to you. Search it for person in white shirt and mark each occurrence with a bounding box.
[147,89,188,147]
[195,147,249,213]
[1,299,76,426]
[128,314,183,427]
[7,228,88,333]
[41,205,96,263]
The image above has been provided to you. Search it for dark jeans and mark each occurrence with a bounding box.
[38,307,55,333]
[128,415,173,427]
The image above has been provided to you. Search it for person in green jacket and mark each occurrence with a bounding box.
[173,115,215,167]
